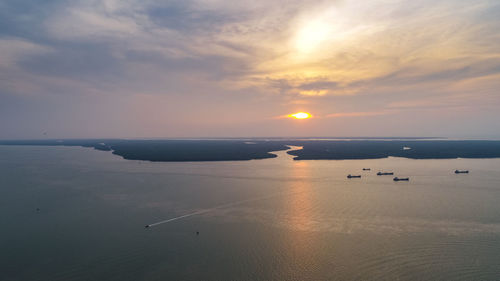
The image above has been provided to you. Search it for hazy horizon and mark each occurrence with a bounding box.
[2,136,500,141]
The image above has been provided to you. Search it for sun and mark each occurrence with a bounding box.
[294,19,331,54]
[289,112,312,119]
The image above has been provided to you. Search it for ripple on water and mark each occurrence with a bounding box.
[352,235,500,280]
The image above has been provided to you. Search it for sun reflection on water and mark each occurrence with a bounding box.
[287,161,313,231]
[282,160,319,273]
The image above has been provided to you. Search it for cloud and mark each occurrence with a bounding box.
[1,0,500,138]
[0,38,52,67]
[325,111,393,118]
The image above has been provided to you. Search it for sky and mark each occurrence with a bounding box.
[1,0,499,139]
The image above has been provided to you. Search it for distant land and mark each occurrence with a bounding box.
[0,139,288,161]
[1,139,500,161]
[284,140,500,160]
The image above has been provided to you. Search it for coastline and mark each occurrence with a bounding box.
[1,139,500,162]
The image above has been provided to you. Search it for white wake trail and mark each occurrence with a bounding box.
[145,193,281,228]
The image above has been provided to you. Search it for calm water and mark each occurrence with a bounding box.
[1,145,500,280]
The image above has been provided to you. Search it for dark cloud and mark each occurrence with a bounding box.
[18,42,123,79]
[146,1,241,33]
[298,81,339,91]
[0,0,64,41]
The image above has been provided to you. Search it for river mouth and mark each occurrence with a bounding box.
[267,145,303,160]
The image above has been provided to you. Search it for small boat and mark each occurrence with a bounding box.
[144,225,150,228]
[393,177,409,181]
[377,172,394,176]
[347,174,361,178]
[362,168,371,171]
[455,170,469,174]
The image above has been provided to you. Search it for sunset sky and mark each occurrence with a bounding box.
[1,0,499,138]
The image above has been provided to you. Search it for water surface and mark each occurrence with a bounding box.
[1,145,500,280]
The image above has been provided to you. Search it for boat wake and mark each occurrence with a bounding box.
[145,192,285,228]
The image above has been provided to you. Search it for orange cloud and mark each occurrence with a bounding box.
[325,111,393,118]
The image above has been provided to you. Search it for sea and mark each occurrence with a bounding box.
[1,145,500,280]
